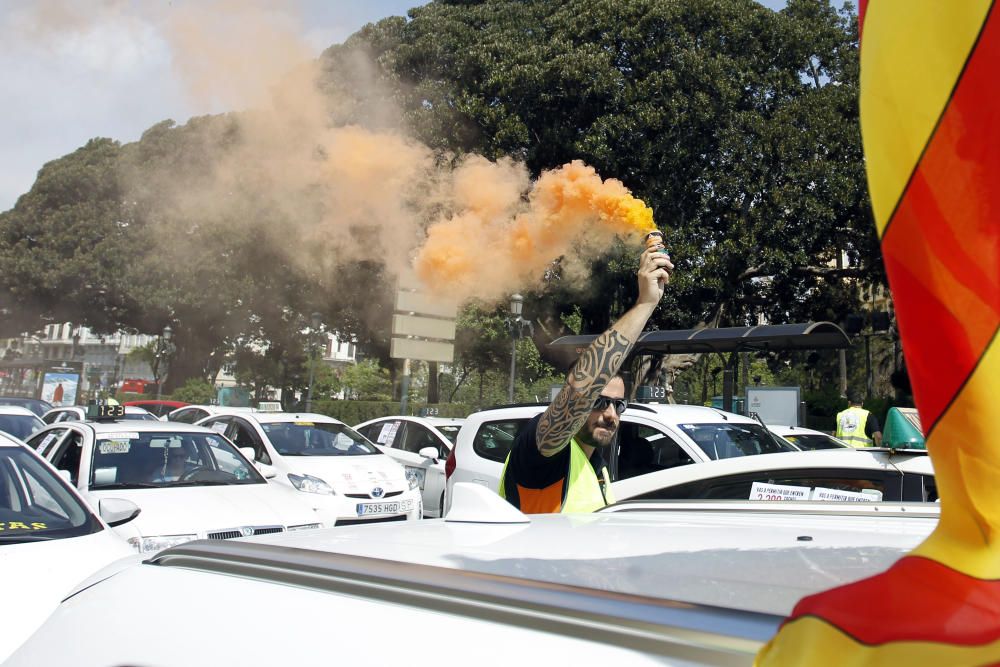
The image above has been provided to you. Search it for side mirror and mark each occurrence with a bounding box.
[258,463,278,479]
[418,446,439,462]
[99,497,141,527]
[239,447,257,462]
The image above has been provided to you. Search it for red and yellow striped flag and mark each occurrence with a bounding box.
[757,0,1000,664]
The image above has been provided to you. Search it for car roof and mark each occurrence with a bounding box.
[52,420,216,434]
[242,508,937,617]
[0,431,27,448]
[0,406,39,417]
[613,448,934,498]
[239,412,345,425]
[356,415,465,427]
[465,402,752,425]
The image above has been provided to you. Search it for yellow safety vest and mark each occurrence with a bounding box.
[499,438,615,513]
[836,406,873,447]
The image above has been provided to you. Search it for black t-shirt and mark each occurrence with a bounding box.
[865,412,881,438]
[502,414,609,512]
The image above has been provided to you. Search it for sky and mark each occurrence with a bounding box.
[0,0,819,212]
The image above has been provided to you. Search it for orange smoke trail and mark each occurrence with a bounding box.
[413,159,657,303]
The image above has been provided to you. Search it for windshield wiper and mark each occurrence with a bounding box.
[91,482,161,490]
[0,534,58,543]
[167,480,236,487]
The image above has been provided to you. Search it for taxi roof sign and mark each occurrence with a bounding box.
[256,402,282,412]
[87,401,125,421]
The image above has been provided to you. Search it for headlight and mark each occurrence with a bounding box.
[127,534,197,553]
[404,467,423,490]
[287,523,322,532]
[288,473,335,495]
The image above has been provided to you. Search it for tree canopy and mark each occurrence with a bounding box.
[0,0,878,401]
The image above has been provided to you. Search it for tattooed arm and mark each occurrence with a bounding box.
[535,243,673,457]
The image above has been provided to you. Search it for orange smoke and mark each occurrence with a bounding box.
[414,159,658,303]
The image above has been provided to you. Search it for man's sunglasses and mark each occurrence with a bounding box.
[592,396,628,415]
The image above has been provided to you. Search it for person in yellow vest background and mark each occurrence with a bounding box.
[836,390,882,448]
[499,238,673,513]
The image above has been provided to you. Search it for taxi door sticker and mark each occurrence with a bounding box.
[0,522,48,531]
[750,481,810,501]
[210,422,228,434]
[377,422,399,444]
[811,487,882,503]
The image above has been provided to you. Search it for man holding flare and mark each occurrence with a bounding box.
[499,231,673,513]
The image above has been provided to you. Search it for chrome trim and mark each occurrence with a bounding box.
[149,540,779,664]
[206,525,285,540]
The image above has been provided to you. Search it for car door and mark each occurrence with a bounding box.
[26,427,69,457]
[613,418,696,482]
[397,422,449,516]
[47,427,88,489]
[225,418,271,465]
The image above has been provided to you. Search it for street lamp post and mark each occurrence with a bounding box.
[154,325,174,402]
[305,312,322,412]
[508,294,524,403]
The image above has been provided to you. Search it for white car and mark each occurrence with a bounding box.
[767,424,849,450]
[0,432,136,662]
[196,411,423,525]
[612,448,936,503]
[354,415,464,517]
[25,419,332,553]
[42,405,158,424]
[4,484,940,667]
[166,404,256,423]
[0,405,45,440]
[445,402,797,512]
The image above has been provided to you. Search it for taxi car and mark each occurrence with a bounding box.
[196,411,423,525]
[0,405,45,440]
[25,412,332,552]
[612,448,935,503]
[4,483,940,666]
[0,431,135,662]
[42,404,158,424]
[354,415,464,518]
[0,397,52,417]
[767,424,849,450]
[166,404,255,423]
[123,399,189,418]
[445,402,796,512]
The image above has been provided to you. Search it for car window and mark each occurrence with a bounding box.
[260,421,379,457]
[201,417,231,435]
[26,428,68,456]
[170,408,207,424]
[227,420,271,465]
[636,468,902,502]
[0,447,101,544]
[50,430,85,486]
[0,414,45,440]
[401,424,443,456]
[90,431,264,488]
[677,423,796,459]
[616,422,694,481]
[42,411,63,425]
[781,434,846,450]
[367,420,403,446]
[472,419,529,464]
[434,424,462,446]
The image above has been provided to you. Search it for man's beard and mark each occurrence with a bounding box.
[577,419,617,449]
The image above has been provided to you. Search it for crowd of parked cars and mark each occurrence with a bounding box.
[0,394,935,663]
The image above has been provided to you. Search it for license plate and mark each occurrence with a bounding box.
[356,499,414,516]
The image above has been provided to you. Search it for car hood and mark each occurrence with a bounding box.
[281,454,407,495]
[0,530,134,662]
[88,484,323,536]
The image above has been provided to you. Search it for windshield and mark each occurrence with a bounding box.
[0,414,44,440]
[435,425,462,445]
[0,447,101,545]
[262,421,380,456]
[89,431,265,489]
[678,422,797,459]
[782,434,847,451]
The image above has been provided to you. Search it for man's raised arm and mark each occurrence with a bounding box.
[534,242,673,457]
